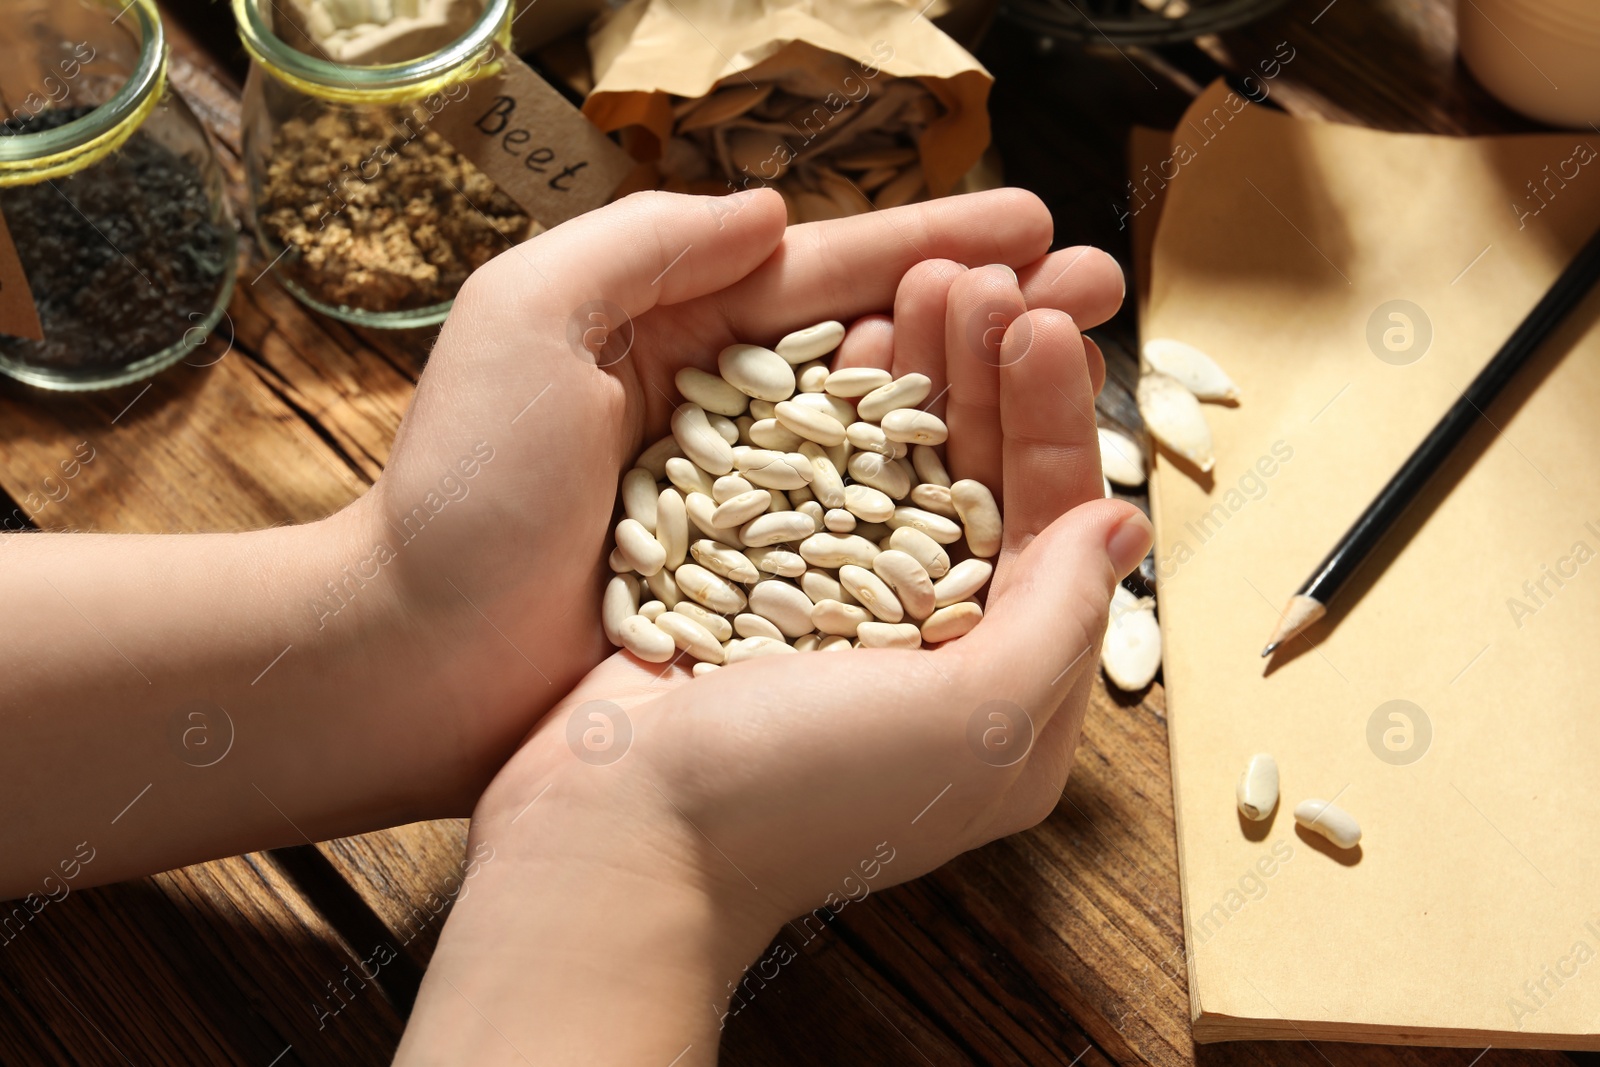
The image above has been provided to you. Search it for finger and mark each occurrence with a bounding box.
[892,260,966,415]
[952,499,1150,727]
[1016,247,1124,330]
[942,265,1024,490]
[507,188,788,318]
[994,310,1105,546]
[832,314,895,372]
[711,188,1054,340]
[1081,335,1107,397]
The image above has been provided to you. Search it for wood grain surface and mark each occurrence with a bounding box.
[2,1,1593,1064]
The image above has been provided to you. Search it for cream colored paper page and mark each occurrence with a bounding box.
[1146,82,1600,1047]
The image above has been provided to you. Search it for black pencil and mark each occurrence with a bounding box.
[1263,222,1600,657]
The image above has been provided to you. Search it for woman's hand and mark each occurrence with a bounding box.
[395,247,1149,1066]
[365,187,1126,810]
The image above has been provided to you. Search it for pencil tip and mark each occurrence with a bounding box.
[1261,642,1279,658]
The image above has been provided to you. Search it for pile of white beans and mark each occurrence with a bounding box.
[602,320,1003,674]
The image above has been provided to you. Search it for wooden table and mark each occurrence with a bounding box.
[2,2,1592,1064]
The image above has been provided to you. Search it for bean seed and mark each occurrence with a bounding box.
[889,525,950,577]
[724,635,799,662]
[824,508,856,533]
[797,499,826,526]
[775,399,847,446]
[675,367,750,416]
[933,558,993,607]
[672,403,734,476]
[1293,799,1360,849]
[666,456,716,498]
[711,489,773,528]
[608,546,631,573]
[840,564,903,623]
[744,545,807,577]
[692,661,721,677]
[656,488,688,568]
[749,400,777,420]
[616,518,666,575]
[749,418,806,451]
[1236,754,1278,821]
[622,468,659,531]
[818,635,852,651]
[881,408,948,445]
[767,488,792,512]
[618,614,675,662]
[774,320,845,363]
[644,567,682,608]
[719,343,796,401]
[844,483,895,523]
[825,367,892,397]
[812,598,871,636]
[951,479,1002,557]
[735,416,757,445]
[636,435,683,478]
[872,550,935,619]
[749,580,815,637]
[846,421,896,457]
[799,442,846,509]
[639,600,666,620]
[921,602,981,643]
[675,563,748,613]
[712,475,754,503]
[686,492,743,547]
[911,445,950,487]
[741,511,816,547]
[908,482,958,518]
[800,568,844,604]
[847,451,911,498]
[797,362,830,392]
[671,601,733,641]
[603,575,641,646]
[857,621,922,649]
[743,452,814,490]
[707,413,740,445]
[857,372,931,422]
[793,633,821,652]
[889,506,963,545]
[691,539,760,584]
[790,391,856,427]
[798,532,881,568]
[656,610,725,663]
[735,612,785,641]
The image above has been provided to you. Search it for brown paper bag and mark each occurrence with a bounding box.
[582,0,990,202]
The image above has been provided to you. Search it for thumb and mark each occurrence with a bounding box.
[950,498,1151,718]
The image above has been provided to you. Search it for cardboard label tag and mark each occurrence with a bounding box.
[0,206,43,342]
[432,47,634,228]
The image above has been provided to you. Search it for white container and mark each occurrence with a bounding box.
[1460,0,1600,128]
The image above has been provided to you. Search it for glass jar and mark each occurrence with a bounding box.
[0,0,238,391]
[235,0,533,329]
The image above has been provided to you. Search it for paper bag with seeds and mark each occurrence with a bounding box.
[582,0,991,220]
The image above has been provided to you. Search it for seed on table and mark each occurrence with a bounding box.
[636,435,684,478]
[818,635,852,651]
[644,567,682,609]
[691,540,759,585]
[692,661,720,677]
[712,475,754,503]
[840,564,903,623]
[743,452,814,490]
[911,445,950,488]
[825,367,892,397]
[616,518,667,575]
[622,468,659,531]
[666,456,716,498]
[798,532,881,568]
[921,602,982,643]
[735,612,785,641]
[602,575,641,646]
[719,343,796,401]
[1101,585,1160,691]
[846,421,896,457]
[843,483,895,523]
[872,550,935,619]
[656,488,688,568]
[741,510,816,547]
[1236,754,1279,821]
[1141,338,1240,402]
[847,451,911,499]
[951,480,1002,558]
[889,526,950,578]
[889,506,963,545]
[1137,371,1215,473]
[656,610,725,664]
[857,621,922,649]
[672,403,735,476]
[618,614,676,662]
[744,545,807,578]
[774,320,845,364]
[724,636,800,662]
[857,372,932,422]
[711,489,773,528]
[908,482,957,518]
[749,418,805,451]
[672,601,733,642]
[1293,799,1361,849]
[775,399,847,446]
[933,558,994,607]
[674,367,750,417]
[824,508,856,533]
[881,408,949,445]
[748,580,815,637]
[797,362,830,393]
[812,598,872,636]
[674,563,749,614]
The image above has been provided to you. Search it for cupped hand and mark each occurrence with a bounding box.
[363,187,1126,808]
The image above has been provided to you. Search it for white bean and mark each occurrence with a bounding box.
[798,442,846,509]
[911,445,950,487]
[608,546,632,574]
[889,506,963,545]
[734,613,785,641]
[843,483,895,523]
[951,479,1002,558]
[857,373,931,422]
[824,509,856,533]
[857,621,922,649]
[744,546,807,578]
[655,610,724,663]
[880,408,948,445]
[1293,799,1361,849]
[839,564,903,623]
[920,602,981,643]
[656,488,688,568]
[618,614,675,662]
[748,400,777,421]
[847,451,911,499]
[743,452,814,490]
[712,475,754,503]
[723,636,799,663]
[671,403,734,476]
[635,435,683,478]
[908,483,958,518]
[749,418,806,451]
[812,598,871,636]
[798,532,881,569]
[616,518,666,575]
[774,320,845,363]
[748,580,815,637]
[707,413,740,445]
[621,468,659,531]
[675,563,748,614]
[666,456,716,498]
[800,568,845,604]
[872,550,935,620]
[889,527,950,578]
[775,400,847,446]
[691,539,760,584]
[644,567,681,609]
[718,343,796,401]
[602,575,640,646]
[639,600,666,621]
[741,511,816,547]
[1236,754,1279,821]
[793,633,822,652]
[675,367,750,416]
[825,367,892,397]
[818,635,853,651]
[846,421,897,457]
[797,362,830,393]
[692,661,721,677]
[671,601,733,642]
[711,489,773,529]
[933,558,994,607]
[789,391,856,428]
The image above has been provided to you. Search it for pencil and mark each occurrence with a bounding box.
[1263,222,1600,657]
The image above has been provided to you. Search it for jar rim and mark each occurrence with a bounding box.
[0,0,165,166]
[232,0,513,99]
